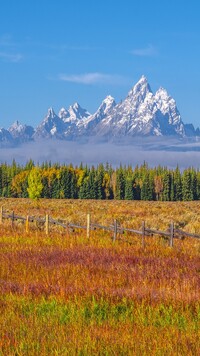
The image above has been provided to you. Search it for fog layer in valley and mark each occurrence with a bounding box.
[1,137,200,168]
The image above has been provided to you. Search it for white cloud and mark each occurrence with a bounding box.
[131,44,157,57]
[0,52,23,63]
[58,72,127,85]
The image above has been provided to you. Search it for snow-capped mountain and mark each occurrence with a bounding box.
[2,75,199,146]
[34,108,65,139]
[90,76,158,137]
[154,87,185,136]
[0,128,14,146]
[8,121,34,142]
[88,76,189,138]
[67,102,90,122]
[58,102,91,139]
[81,95,116,134]
[58,102,90,123]
[58,107,70,122]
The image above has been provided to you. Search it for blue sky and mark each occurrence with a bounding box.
[1,0,200,128]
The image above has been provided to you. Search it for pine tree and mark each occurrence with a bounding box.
[182,169,193,201]
[88,168,97,199]
[115,167,125,200]
[190,169,197,200]
[42,175,50,198]
[125,175,134,200]
[78,177,90,199]
[1,163,9,197]
[25,159,35,170]
[173,166,182,201]
[70,170,78,199]
[170,173,175,201]
[60,167,72,198]
[96,165,105,199]
[141,172,153,201]
[196,171,200,200]
[162,170,171,201]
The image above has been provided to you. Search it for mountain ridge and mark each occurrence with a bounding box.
[1,75,199,146]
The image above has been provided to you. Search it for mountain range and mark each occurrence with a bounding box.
[1,76,199,147]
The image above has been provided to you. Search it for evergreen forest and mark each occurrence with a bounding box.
[0,160,200,201]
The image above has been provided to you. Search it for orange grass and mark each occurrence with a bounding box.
[0,199,200,355]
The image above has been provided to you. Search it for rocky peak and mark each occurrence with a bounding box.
[0,75,198,145]
[155,88,181,126]
[68,102,90,121]
[9,120,24,132]
[58,107,70,122]
[127,75,152,101]
[47,107,56,118]
[97,95,116,115]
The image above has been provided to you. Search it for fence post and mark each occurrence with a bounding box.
[142,221,145,248]
[11,211,14,228]
[86,213,91,239]
[113,219,117,242]
[0,206,3,224]
[26,215,29,233]
[45,214,49,235]
[169,222,174,247]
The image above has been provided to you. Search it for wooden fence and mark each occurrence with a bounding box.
[0,207,200,247]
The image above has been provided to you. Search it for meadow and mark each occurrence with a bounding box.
[0,199,200,355]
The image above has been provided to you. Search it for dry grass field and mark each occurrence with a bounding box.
[2,198,200,232]
[0,198,200,355]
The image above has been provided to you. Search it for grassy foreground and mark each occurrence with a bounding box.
[0,199,200,355]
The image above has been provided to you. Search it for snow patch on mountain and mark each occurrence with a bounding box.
[68,102,90,122]
[82,95,116,133]
[8,121,34,142]
[34,107,65,139]
[1,75,199,146]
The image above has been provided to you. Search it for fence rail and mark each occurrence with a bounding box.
[0,207,200,247]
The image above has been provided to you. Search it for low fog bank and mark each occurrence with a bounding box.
[1,138,200,168]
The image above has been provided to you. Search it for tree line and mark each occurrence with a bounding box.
[0,160,200,201]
